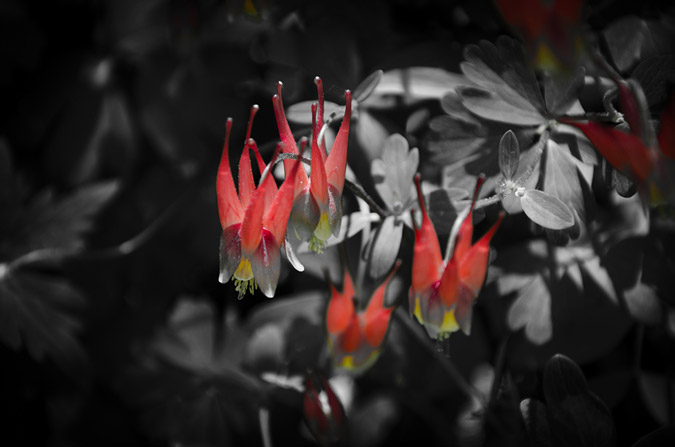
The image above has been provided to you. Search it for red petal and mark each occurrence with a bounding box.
[495,0,545,42]
[272,82,309,191]
[325,90,351,195]
[240,145,285,254]
[238,141,256,212]
[364,308,393,348]
[364,261,400,346]
[326,271,355,335]
[659,92,675,159]
[437,257,459,308]
[263,155,303,245]
[310,102,329,210]
[567,121,653,181]
[340,316,361,354]
[247,138,268,177]
[459,212,504,296]
[216,118,244,230]
[411,175,443,295]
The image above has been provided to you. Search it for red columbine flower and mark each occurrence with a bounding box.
[272,78,352,253]
[325,262,399,373]
[217,107,301,298]
[494,0,585,72]
[302,370,346,446]
[409,175,504,340]
[563,88,675,205]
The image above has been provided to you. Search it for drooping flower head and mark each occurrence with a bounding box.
[409,175,504,340]
[494,0,585,73]
[325,262,400,374]
[217,106,302,298]
[272,79,352,253]
[562,87,675,207]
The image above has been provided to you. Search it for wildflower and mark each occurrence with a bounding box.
[563,89,675,206]
[325,262,400,373]
[303,370,346,446]
[494,0,585,72]
[272,79,352,253]
[217,107,301,298]
[409,175,504,339]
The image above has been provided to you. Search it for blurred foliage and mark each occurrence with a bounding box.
[2,1,675,447]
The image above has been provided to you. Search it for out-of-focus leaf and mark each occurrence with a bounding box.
[356,110,390,161]
[345,394,399,447]
[604,16,653,72]
[499,129,520,180]
[365,216,403,279]
[631,55,675,107]
[521,189,574,230]
[623,282,662,326]
[152,299,246,373]
[507,274,552,345]
[631,426,675,447]
[353,69,383,102]
[544,67,585,116]
[5,181,119,259]
[366,67,470,107]
[458,86,544,126]
[315,212,380,250]
[578,257,617,304]
[542,354,616,447]
[463,38,543,107]
[0,267,86,375]
[287,100,341,125]
[639,371,675,426]
[490,240,633,368]
[371,134,418,214]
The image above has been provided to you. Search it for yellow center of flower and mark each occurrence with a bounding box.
[534,43,560,72]
[232,258,257,299]
[308,212,332,254]
[412,296,460,339]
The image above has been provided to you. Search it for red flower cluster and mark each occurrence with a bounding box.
[273,79,352,253]
[325,263,400,373]
[409,175,504,340]
[216,107,302,298]
[217,79,352,298]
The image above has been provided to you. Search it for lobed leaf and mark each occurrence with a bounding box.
[458,86,544,126]
[0,267,86,375]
